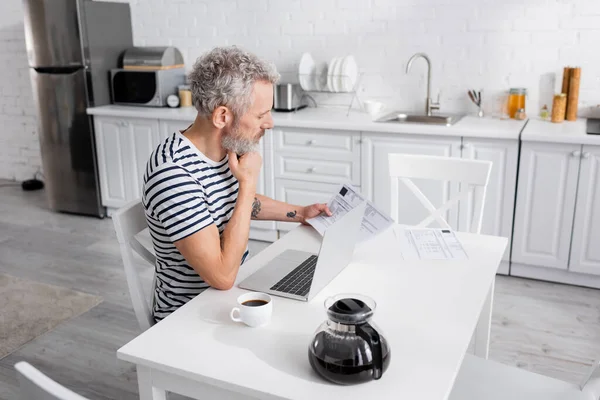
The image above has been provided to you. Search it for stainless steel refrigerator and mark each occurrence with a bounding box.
[23,0,133,217]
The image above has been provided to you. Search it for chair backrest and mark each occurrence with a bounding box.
[581,359,600,399]
[388,153,492,233]
[112,199,156,331]
[15,362,90,400]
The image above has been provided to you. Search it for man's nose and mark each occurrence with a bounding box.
[262,113,274,129]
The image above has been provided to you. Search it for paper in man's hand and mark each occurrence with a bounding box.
[306,184,394,243]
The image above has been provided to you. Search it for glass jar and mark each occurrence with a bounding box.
[178,85,192,107]
[508,88,527,119]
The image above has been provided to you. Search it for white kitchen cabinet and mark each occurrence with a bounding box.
[94,117,160,209]
[361,134,462,229]
[250,130,277,241]
[511,142,581,271]
[460,138,519,274]
[272,127,361,185]
[159,119,191,140]
[130,120,162,198]
[275,179,347,232]
[569,145,600,275]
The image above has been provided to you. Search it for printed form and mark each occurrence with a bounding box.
[306,184,394,243]
[395,227,468,261]
[307,184,469,261]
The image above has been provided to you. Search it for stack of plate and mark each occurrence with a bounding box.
[299,53,358,93]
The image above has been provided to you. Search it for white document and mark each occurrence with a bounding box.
[395,227,468,261]
[306,184,394,243]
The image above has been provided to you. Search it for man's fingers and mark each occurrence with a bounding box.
[319,203,333,216]
[227,151,238,169]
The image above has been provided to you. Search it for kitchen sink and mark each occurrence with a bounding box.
[374,111,465,126]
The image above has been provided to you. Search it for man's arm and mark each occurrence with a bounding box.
[173,152,261,290]
[251,194,331,224]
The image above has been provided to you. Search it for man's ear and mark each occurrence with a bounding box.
[212,106,229,129]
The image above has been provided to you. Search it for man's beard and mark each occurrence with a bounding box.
[221,120,261,155]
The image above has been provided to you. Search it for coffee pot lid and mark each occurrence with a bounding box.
[326,295,375,324]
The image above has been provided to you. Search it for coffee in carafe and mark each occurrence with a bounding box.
[308,294,391,385]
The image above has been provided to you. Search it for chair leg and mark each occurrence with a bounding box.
[473,279,494,359]
[137,365,167,400]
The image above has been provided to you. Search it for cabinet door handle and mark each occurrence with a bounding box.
[572,150,582,158]
[583,152,591,159]
[308,140,317,145]
[308,167,317,173]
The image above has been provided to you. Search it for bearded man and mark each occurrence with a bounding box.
[142,46,331,322]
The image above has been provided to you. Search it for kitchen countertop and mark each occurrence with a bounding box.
[87,105,527,140]
[521,118,600,146]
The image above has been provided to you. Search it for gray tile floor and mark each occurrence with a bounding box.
[0,180,599,399]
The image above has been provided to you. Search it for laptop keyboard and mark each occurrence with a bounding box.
[270,255,318,297]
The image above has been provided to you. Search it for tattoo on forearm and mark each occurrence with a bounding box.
[286,210,297,219]
[251,197,261,219]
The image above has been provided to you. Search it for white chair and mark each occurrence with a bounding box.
[388,153,494,359]
[15,361,90,400]
[388,153,492,234]
[450,354,600,400]
[113,199,156,331]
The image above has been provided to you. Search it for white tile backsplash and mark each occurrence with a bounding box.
[1,0,600,180]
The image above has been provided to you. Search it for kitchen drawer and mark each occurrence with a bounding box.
[273,127,360,161]
[275,179,357,231]
[274,154,360,185]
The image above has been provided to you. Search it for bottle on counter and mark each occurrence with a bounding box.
[508,88,527,119]
[515,108,527,120]
[540,104,549,120]
[551,93,567,123]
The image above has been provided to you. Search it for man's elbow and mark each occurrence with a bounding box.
[211,279,235,291]
[205,272,236,291]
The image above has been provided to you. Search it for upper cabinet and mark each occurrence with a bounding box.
[361,133,461,229]
[512,142,581,270]
[570,145,600,275]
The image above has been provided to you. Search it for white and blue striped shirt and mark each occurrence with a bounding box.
[142,131,248,321]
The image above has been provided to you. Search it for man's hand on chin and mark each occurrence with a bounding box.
[300,203,332,225]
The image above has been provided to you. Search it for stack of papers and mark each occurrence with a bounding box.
[306,183,469,261]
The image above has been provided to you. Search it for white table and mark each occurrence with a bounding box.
[118,225,507,400]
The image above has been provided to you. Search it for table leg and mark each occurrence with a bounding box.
[473,279,494,359]
[137,365,167,400]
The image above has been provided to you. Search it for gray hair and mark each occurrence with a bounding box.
[188,46,280,119]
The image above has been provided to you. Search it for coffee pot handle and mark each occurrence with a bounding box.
[356,322,383,380]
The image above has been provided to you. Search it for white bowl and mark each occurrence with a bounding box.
[363,100,386,116]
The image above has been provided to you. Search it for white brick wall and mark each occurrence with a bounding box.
[2,0,600,180]
[0,0,39,181]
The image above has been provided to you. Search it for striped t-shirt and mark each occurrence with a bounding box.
[142,131,248,322]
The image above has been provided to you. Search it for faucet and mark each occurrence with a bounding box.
[406,52,440,116]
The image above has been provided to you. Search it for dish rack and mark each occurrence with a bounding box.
[298,72,364,116]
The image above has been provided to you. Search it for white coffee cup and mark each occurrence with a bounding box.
[230,292,272,327]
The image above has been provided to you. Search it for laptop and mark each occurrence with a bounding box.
[238,201,366,302]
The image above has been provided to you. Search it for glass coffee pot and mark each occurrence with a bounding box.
[308,294,391,385]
